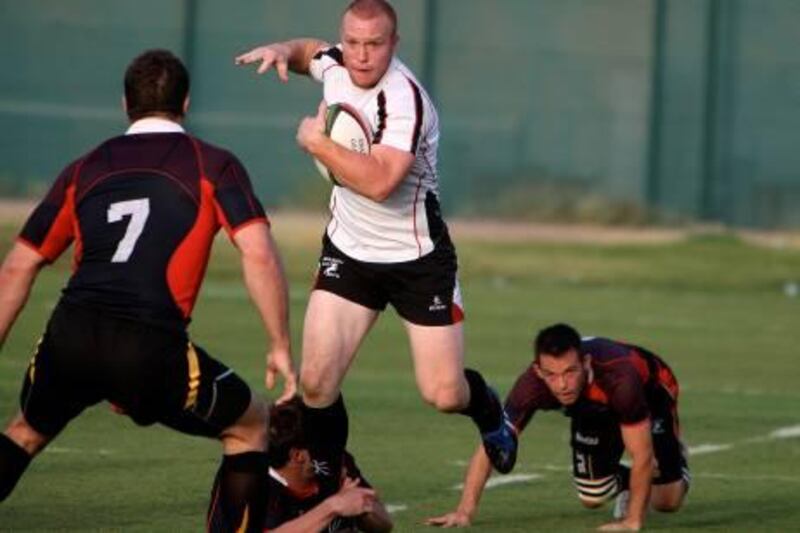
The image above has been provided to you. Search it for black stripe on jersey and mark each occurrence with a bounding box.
[373,91,388,144]
[313,46,344,66]
[407,78,424,154]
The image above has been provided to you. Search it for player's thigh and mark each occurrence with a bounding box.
[17,304,103,440]
[301,290,379,397]
[154,343,256,449]
[404,320,468,408]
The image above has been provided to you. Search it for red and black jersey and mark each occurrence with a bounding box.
[262,452,369,532]
[505,337,679,434]
[18,127,266,330]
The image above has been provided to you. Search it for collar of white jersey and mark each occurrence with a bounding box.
[125,117,185,135]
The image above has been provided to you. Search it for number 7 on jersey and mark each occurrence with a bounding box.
[107,198,150,263]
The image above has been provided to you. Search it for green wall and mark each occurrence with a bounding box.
[1,0,798,227]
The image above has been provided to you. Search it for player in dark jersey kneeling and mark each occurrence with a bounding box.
[428,324,689,531]
[209,397,393,532]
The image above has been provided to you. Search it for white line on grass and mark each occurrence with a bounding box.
[452,473,542,491]
[386,504,408,514]
[46,446,114,456]
[687,443,734,455]
[692,472,800,483]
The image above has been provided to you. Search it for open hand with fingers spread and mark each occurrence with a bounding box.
[235,43,292,81]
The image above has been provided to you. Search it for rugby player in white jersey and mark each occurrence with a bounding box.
[236,0,517,481]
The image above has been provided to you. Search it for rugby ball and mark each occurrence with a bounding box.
[313,103,371,185]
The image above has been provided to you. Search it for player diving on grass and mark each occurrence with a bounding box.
[235,0,517,489]
[0,49,296,532]
[427,324,689,531]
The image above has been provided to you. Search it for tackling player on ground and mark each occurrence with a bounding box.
[209,397,393,532]
[235,0,517,486]
[0,50,296,531]
[427,324,689,531]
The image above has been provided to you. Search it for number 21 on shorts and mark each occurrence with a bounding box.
[107,198,150,263]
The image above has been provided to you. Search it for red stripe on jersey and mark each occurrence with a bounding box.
[585,382,609,405]
[37,182,77,263]
[166,178,219,319]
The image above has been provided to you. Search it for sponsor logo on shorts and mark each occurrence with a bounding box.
[320,257,343,279]
[429,295,447,312]
[575,432,599,446]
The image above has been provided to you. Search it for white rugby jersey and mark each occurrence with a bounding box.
[310,45,448,263]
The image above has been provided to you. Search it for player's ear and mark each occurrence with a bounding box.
[182,95,190,115]
[289,447,307,464]
[533,362,544,379]
[122,96,128,115]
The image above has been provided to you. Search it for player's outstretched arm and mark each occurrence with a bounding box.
[272,478,377,533]
[235,38,328,81]
[0,243,46,351]
[426,444,494,528]
[598,419,654,532]
[233,222,296,402]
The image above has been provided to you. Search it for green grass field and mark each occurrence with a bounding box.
[1,217,799,531]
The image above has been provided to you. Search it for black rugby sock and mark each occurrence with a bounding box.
[207,451,269,533]
[461,368,503,433]
[0,434,32,502]
[617,464,631,492]
[301,395,348,478]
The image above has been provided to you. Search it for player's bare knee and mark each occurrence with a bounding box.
[5,415,49,456]
[651,484,686,513]
[577,495,607,509]
[221,396,268,451]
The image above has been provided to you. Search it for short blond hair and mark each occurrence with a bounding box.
[344,0,398,35]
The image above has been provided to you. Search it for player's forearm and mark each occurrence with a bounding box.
[625,454,654,528]
[0,244,44,350]
[458,445,494,517]
[308,139,404,202]
[241,235,291,351]
[271,498,339,532]
[280,38,327,74]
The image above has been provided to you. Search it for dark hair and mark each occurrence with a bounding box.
[534,323,582,360]
[267,397,308,468]
[124,49,189,121]
[344,0,398,35]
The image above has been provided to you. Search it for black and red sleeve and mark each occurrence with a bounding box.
[18,160,79,262]
[213,155,268,237]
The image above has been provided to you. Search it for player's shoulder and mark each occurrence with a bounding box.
[381,59,425,95]
[186,135,245,174]
[312,43,343,66]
